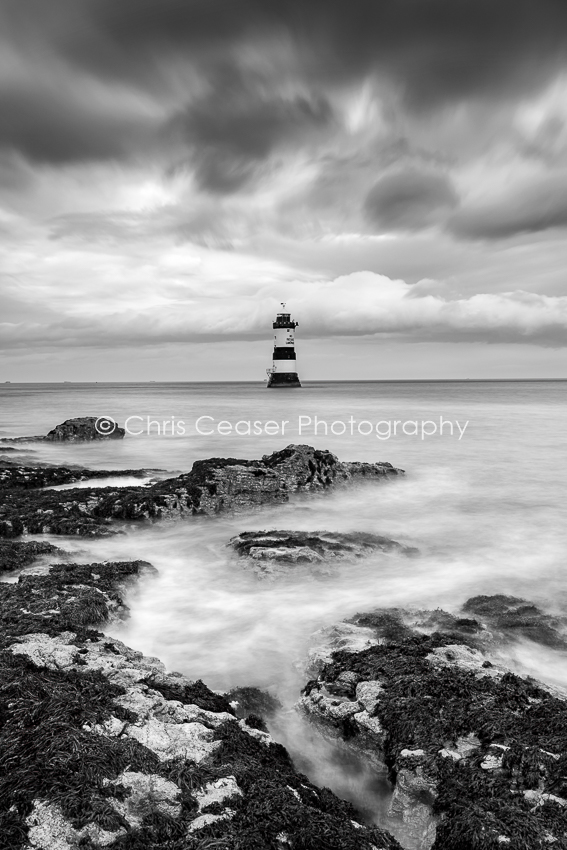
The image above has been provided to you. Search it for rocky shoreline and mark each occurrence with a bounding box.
[0,418,405,850]
[1,417,566,849]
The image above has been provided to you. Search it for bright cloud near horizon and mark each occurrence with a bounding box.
[2,0,567,381]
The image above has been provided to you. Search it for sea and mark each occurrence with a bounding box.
[1,380,567,828]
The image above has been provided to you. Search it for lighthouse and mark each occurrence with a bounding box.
[266,303,302,388]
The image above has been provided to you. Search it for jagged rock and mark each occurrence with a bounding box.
[1,415,125,443]
[185,445,402,518]
[0,444,403,538]
[229,529,417,578]
[299,601,567,850]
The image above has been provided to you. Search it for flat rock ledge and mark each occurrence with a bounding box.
[298,603,567,850]
[0,444,403,538]
[229,530,417,579]
[0,548,401,850]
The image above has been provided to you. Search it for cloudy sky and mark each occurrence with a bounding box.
[2,0,567,380]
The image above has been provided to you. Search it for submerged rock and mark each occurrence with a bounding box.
[299,600,567,850]
[463,593,567,649]
[0,444,403,538]
[229,530,417,578]
[0,555,401,850]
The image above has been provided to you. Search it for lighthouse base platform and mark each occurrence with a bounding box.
[267,372,302,388]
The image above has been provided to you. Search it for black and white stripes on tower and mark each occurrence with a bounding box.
[266,303,302,388]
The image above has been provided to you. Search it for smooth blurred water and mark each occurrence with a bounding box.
[2,380,567,679]
[2,381,567,829]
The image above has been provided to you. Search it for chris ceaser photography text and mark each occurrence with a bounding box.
[96,415,470,441]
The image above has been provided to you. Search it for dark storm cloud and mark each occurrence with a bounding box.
[449,174,567,239]
[1,0,567,169]
[172,77,333,192]
[181,92,332,162]
[9,0,567,104]
[0,89,155,165]
[364,170,458,230]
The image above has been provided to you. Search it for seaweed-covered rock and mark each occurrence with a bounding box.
[0,539,65,572]
[463,594,567,649]
[226,685,283,723]
[0,464,153,490]
[142,672,234,715]
[0,559,156,646]
[229,530,417,578]
[0,444,403,538]
[299,603,567,850]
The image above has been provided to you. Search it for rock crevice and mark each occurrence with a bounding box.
[299,604,567,850]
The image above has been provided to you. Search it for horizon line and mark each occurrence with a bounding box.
[1,378,567,385]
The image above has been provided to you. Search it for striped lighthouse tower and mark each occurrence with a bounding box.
[266,303,302,388]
